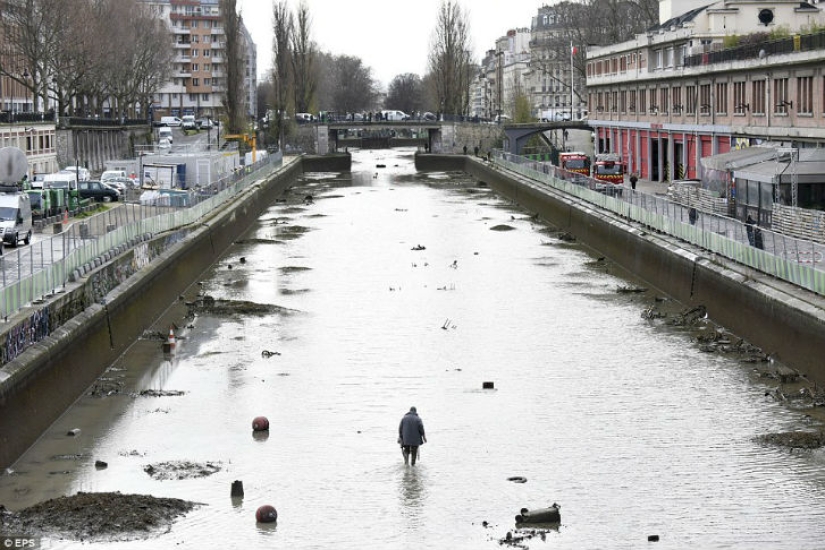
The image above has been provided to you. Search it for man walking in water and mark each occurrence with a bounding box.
[398,406,426,466]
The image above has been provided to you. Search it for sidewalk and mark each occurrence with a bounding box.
[627,177,670,196]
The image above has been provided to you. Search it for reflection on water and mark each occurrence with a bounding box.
[1,148,825,550]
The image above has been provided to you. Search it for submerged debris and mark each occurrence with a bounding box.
[188,295,297,317]
[143,461,221,481]
[756,431,825,449]
[489,224,515,231]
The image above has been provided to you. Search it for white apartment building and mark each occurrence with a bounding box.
[142,0,256,122]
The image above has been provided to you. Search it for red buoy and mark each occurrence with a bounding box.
[256,504,278,523]
[252,416,269,431]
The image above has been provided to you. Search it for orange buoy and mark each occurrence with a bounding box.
[256,504,278,523]
[252,416,269,431]
[168,326,176,349]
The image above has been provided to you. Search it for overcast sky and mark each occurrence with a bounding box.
[237,0,544,88]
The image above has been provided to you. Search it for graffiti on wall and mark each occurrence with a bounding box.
[1,306,50,365]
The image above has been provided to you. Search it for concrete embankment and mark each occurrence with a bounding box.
[416,153,825,382]
[0,158,308,470]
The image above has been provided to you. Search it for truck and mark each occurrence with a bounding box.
[592,153,625,196]
[558,151,591,176]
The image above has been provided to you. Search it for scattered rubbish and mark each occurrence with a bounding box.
[648,534,660,542]
[483,381,495,390]
[261,350,281,358]
[507,476,527,483]
[94,460,108,469]
[411,244,426,250]
[515,503,561,524]
[67,429,80,437]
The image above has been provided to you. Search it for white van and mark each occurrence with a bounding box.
[61,166,90,181]
[0,192,33,247]
[381,110,408,121]
[44,172,78,192]
[161,116,183,127]
[181,115,197,130]
[157,126,173,143]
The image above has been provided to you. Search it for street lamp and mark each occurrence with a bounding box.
[22,68,29,113]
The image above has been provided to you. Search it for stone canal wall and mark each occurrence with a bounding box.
[416,153,825,383]
[0,160,302,470]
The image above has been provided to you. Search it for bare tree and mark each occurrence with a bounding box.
[427,0,472,117]
[271,0,293,148]
[290,1,316,115]
[386,73,423,115]
[221,0,246,134]
[0,0,73,112]
[331,55,375,114]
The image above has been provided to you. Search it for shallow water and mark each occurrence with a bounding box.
[2,148,824,549]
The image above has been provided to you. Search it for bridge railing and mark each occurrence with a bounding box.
[493,151,825,297]
[0,151,283,319]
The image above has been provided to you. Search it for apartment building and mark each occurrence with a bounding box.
[586,0,825,184]
[142,0,256,122]
[526,5,587,120]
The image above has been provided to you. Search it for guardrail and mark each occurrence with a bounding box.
[0,151,283,318]
[493,151,825,297]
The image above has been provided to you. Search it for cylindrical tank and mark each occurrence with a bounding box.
[515,504,560,524]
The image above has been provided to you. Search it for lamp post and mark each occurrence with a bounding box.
[22,68,30,113]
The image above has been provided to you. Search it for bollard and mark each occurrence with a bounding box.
[52,222,63,234]
[231,480,244,498]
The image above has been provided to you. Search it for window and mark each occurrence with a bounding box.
[204,49,210,57]
[665,47,674,68]
[653,49,662,69]
[686,85,696,114]
[699,84,711,114]
[193,50,199,58]
[204,78,211,86]
[734,82,747,114]
[649,89,657,112]
[192,63,199,71]
[774,78,789,114]
[797,76,812,114]
[672,86,682,113]
[202,93,210,101]
[715,82,728,114]
[660,87,669,113]
[189,94,198,101]
[639,89,646,112]
[190,20,198,28]
[620,90,626,112]
[629,90,636,111]
[752,79,766,114]
[192,78,200,86]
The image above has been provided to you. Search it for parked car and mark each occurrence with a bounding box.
[160,116,183,127]
[158,137,172,150]
[104,176,137,190]
[182,115,197,130]
[78,180,120,202]
[198,118,214,129]
[295,113,313,123]
[157,126,173,143]
[422,112,437,121]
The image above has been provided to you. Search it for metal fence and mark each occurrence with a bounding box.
[0,151,283,318]
[493,152,825,297]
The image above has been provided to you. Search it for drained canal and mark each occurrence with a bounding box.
[1,148,824,549]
